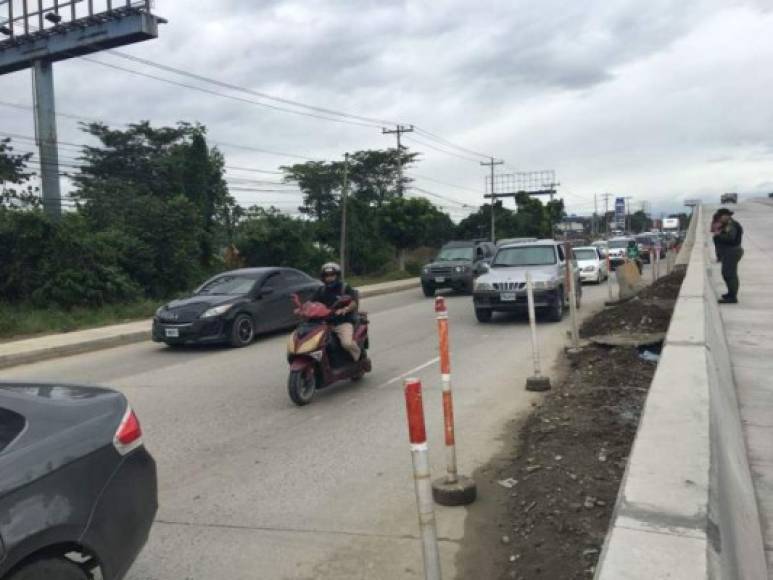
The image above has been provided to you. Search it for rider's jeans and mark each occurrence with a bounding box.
[334,323,361,361]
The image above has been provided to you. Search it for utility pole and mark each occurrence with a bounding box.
[593,193,598,236]
[382,125,414,197]
[625,196,633,233]
[481,157,504,242]
[601,193,612,235]
[340,153,350,280]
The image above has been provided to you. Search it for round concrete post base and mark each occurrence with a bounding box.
[432,475,477,506]
[526,376,551,391]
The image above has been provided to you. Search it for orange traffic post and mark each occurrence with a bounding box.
[431,297,477,507]
[404,379,443,580]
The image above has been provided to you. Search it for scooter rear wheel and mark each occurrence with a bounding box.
[288,368,316,406]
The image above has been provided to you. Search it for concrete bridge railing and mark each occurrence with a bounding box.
[595,205,767,580]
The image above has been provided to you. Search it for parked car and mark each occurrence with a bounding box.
[606,237,635,268]
[590,240,609,257]
[0,383,157,580]
[472,240,581,323]
[496,237,538,247]
[635,234,666,262]
[153,267,321,347]
[420,240,496,297]
[721,192,738,204]
[573,246,609,284]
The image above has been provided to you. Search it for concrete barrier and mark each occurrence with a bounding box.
[595,206,767,579]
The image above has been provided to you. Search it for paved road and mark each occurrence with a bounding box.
[0,270,659,580]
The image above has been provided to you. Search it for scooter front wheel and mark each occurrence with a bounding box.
[288,368,316,406]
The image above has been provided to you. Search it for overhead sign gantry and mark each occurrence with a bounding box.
[0,0,165,218]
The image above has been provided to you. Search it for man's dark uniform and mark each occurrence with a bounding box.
[714,217,744,301]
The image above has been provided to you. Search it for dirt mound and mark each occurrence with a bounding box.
[579,272,683,338]
[457,269,685,580]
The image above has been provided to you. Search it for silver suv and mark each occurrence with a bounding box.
[472,240,581,322]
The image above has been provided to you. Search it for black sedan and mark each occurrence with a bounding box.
[0,383,157,580]
[152,267,322,347]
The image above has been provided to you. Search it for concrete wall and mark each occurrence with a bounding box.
[595,206,767,579]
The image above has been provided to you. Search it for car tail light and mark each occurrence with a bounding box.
[113,406,143,456]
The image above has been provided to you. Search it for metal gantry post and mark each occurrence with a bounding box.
[32,59,62,220]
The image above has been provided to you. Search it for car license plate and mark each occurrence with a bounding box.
[165,328,180,338]
[501,292,516,301]
[435,277,445,283]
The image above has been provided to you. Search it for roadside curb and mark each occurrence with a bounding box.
[0,330,151,370]
[0,278,420,371]
[358,278,419,298]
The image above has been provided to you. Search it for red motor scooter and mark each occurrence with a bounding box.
[286,294,371,406]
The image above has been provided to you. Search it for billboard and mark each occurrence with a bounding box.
[615,197,626,229]
[662,218,679,230]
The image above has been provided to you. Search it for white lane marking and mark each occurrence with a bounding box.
[376,357,440,389]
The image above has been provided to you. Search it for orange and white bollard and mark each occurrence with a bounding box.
[404,379,443,580]
[431,297,477,506]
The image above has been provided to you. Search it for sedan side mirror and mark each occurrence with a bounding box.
[260,287,275,298]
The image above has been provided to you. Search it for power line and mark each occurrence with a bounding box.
[408,186,473,208]
[106,50,392,128]
[81,55,381,130]
[409,172,483,195]
[412,127,493,160]
[402,135,483,164]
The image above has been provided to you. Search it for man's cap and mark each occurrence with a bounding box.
[716,208,734,217]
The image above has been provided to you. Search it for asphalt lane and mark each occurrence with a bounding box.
[0,270,659,579]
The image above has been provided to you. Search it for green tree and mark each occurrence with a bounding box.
[348,148,419,206]
[71,122,232,296]
[0,138,39,209]
[456,202,516,240]
[630,210,652,233]
[379,197,454,269]
[235,207,330,274]
[281,161,342,220]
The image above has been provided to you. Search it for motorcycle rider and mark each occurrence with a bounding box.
[626,239,643,274]
[311,262,362,362]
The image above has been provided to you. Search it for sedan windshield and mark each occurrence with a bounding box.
[573,249,597,261]
[436,247,474,261]
[197,275,257,296]
[607,239,631,249]
[492,246,556,267]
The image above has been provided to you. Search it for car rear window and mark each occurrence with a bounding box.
[574,249,597,261]
[0,408,26,453]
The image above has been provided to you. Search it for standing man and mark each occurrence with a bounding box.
[712,208,744,304]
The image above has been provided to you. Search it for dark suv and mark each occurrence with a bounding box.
[421,240,496,297]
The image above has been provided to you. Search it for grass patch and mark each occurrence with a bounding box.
[347,270,416,287]
[0,300,160,341]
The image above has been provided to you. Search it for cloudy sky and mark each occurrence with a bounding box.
[2,0,772,219]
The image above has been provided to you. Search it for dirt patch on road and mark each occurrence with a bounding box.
[457,270,685,580]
